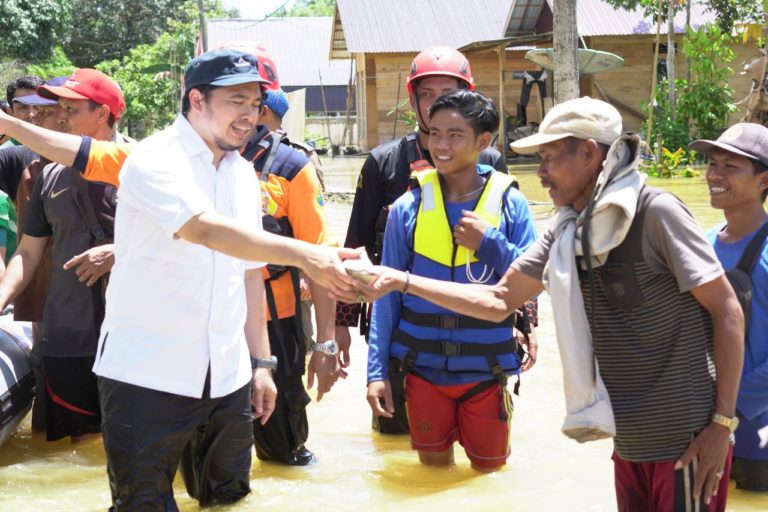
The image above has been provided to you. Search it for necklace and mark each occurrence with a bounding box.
[445,180,486,201]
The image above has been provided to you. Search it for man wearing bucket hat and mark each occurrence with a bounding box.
[693,123,768,492]
[90,49,356,509]
[345,97,744,510]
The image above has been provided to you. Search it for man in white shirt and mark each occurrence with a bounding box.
[92,49,355,511]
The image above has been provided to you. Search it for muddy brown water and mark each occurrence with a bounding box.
[0,157,764,511]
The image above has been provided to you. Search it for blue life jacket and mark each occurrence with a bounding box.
[390,168,521,379]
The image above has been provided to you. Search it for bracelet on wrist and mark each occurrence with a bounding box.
[402,270,410,295]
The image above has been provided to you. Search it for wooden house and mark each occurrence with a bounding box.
[331,0,757,152]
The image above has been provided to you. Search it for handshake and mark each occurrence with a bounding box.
[340,251,385,304]
[303,245,406,304]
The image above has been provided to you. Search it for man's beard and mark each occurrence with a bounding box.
[213,135,242,153]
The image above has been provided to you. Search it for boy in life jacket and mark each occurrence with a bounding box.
[366,90,537,470]
[692,123,768,491]
[337,46,528,435]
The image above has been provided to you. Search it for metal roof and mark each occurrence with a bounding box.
[207,17,352,87]
[334,0,515,54]
[507,0,718,37]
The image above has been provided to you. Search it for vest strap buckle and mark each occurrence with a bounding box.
[442,341,461,357]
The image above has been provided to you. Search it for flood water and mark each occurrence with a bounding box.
[0,156,765,511]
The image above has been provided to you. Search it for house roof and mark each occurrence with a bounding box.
[507,0,718,37]
[207,17,352,87]
[332,0,515,56]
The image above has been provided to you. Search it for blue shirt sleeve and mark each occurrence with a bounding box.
[475,187,537,277]
[366,192,416,384]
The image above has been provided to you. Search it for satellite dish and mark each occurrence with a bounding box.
[525,48,624,75]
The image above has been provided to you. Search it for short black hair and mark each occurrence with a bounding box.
[0,100,9,114]
[427,89,499,136]
[181,85,220,117]
[6,75,45,105]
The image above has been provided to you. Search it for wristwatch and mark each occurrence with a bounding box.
[711,413,740,433]
[311,340,339,357]
[251,355,278,370]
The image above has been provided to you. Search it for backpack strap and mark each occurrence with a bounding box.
[736,221,768,275]
[70,173,109,246]
[258,132,283,182]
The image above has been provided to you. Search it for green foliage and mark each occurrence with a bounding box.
[0,59,27,97]
[0,0,71,61]
[643,24,737,176]
[386,98,417,131]
[304,130,329,148]
[63,0,238,68]
[642,79,690,154]
[641,147,699,178]
[95,0,231,138]
[25,47,76,79]
[602,0,761,31]
[678,24,736,141]
[277,0,335,17]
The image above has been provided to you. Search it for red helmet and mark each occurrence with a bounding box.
[407,46,474,93]
[217,41,281,90]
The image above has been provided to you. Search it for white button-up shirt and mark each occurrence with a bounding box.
[93,116,263,398]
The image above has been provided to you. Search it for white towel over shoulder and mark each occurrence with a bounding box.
[543,135,646,443]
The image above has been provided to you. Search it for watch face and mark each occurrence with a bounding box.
[326,341,339,356]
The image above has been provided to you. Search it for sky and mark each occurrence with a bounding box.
[220,0,296,19]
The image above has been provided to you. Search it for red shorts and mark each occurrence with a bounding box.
[612,446,733,512]
[405,373,512,469]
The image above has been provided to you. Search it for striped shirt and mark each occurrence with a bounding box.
[513,187,723,461]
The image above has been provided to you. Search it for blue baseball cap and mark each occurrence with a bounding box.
[184,49,269,91]
[15,76,68,106]
[263,89,289,118]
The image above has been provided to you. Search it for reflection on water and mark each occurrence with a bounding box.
[0,159,764,511]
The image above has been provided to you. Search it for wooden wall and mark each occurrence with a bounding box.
[353,37,763,151]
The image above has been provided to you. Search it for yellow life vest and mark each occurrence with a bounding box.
[413,169,515,268]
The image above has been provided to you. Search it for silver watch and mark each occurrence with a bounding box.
[311,340,339,356]
[251,355,278,370]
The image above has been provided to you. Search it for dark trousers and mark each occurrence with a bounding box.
[253,316,311,463]
[99,376,253,511]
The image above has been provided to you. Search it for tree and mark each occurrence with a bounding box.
[0,0,71,61]
[276,0,334,17]
[96,0,233,138]
[604,0,762,32]
[63,0,236,68]
[553,0,579,103]
[63,0,180,67]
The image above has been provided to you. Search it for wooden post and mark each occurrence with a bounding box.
[553,0,579,103]
[392,72,402,140]
[318,70,334,157]
[196,0,208,53]
[645,0,664,156]
[497,43,507,159]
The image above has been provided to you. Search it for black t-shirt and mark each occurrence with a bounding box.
[23,162,117,357]
[0,145,36,201]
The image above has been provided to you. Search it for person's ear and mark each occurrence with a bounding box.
[582,139,604,169]
[475,131,491,152]
[188,89,206,114]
